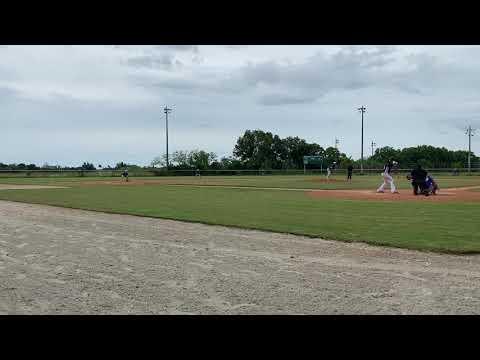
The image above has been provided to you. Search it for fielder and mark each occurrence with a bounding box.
[326,161,336,181]
[376,160,399,194]
[347,164,354,182]
[121,168,129,182]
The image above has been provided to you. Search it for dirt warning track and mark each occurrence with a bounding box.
[2,200,480,314]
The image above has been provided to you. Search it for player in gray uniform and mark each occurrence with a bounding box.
[376,160,399,193]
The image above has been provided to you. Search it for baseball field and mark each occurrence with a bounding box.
[1,174,479,253]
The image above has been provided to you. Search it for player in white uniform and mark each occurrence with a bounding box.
[376,160,398,193]
[326,161,336,181]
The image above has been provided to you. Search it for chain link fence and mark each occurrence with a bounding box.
[0,166,479,178]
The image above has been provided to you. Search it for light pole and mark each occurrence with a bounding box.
[358,106,366,174]
[466,125,476,173]
[164,106,172,169]
[371,141,376,157]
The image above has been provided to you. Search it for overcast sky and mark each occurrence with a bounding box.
[1,45,479,167]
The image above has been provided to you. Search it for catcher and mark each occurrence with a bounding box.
[424,175,439,195]
[406,169,439,196]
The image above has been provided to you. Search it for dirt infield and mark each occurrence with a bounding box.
[307,187,480,202]
[2,199,480,314]
[79,179,480,202]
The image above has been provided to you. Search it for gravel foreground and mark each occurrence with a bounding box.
[1,200,480,314]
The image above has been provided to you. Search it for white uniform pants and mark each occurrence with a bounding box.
[377,173,396,193]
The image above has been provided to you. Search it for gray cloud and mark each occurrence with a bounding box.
[0,86,17,101]
[192,55,204,64]
[258,93,318,106]
[224,45,249,50]
[239,46,400,104]
[1,45,479,166]
[155,45,199,53]
[126,54,181,69]
[137,70,246,95]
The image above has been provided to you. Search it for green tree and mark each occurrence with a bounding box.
[219,157,245,170]
[81,162,96,170]
[171,151,190,168]
[115,162,128,169]
[281,137,324,169]
[233,130,276,169]
[188,150,217,170]
[371,146,401,164]
[151,155,167,168]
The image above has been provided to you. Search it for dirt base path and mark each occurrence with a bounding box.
[2,200,480,314]
[0,184,68,190]
[77,179,480,202]
[307,186,480,202]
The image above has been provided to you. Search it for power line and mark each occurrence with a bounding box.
[466,125,476,172]
[358,106,366,174]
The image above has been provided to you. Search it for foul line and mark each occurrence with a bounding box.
[165,183,480,193]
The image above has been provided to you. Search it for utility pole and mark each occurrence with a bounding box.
[371,141,376,157]
[358,106,366,174]
[466,125,476,173]
[164,106,172,169]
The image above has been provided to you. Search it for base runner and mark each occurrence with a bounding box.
[376,160,399,194]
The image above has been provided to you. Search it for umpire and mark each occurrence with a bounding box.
[410,164,427,195]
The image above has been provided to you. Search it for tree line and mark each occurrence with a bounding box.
[0,162,141,171]
[152,130,478,170]
[1,129,477,171]
[366,145,479,169]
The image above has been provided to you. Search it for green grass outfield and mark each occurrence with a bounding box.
[0,174,479,253]
[0,174,479,189]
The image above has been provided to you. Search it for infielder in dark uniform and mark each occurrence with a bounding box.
[347,164,353,182]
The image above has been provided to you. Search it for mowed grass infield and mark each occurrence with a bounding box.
[0,174,479,253]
